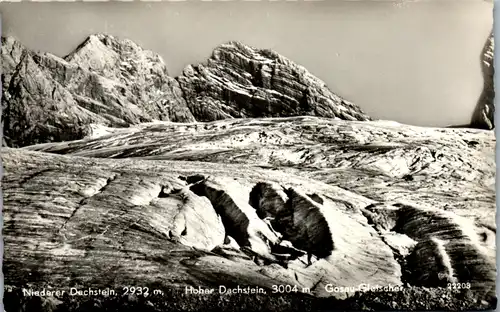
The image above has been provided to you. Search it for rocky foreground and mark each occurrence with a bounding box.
[1,34,497,311]
[3,117,497,311]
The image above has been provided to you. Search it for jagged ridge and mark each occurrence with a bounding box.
[1,35,371,148]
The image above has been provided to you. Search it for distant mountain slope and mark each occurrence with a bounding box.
[177,41,371,122]
[1,35,371,148]
[470,32,495,130]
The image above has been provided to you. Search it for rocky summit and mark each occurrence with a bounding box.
[1,34,497,312]
[471,32,495,130]
[177,41,371,122]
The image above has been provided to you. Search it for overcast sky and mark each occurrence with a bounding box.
[0,1,494,127]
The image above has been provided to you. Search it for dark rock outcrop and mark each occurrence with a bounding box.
[471,32,495,130]
[250,185,337,260]
[177,41,371,122]
[1,36,26,94]
[362,202,496,301]
[189,176,281,260]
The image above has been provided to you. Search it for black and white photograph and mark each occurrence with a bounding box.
[0,0,496,311]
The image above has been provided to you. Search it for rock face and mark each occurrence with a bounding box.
[177,41,371,122]
[1,35,196,147]
[3,52,108,147]
[1,36,26,93]
[471,32,495,130]
[64,35,195,123]
[1,35,371,148]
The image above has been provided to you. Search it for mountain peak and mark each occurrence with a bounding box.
[2,35,22,46]
[1,36,26,57]
[179,39,371,122]
[65,33,166,71]
[211,40,291,65]
[213,40,259,53]
[72,33,135,50]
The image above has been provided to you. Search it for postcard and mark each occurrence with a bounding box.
[1,0,496,311]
